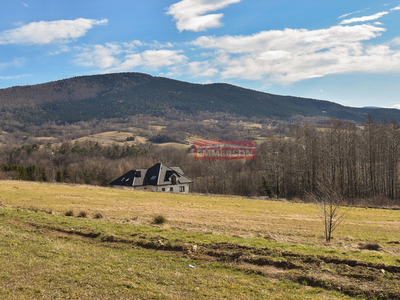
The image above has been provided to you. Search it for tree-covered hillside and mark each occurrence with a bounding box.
[1,72,400,125]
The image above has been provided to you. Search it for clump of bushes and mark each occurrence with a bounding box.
[78,211,88,218]
[94,212,104,219]
[153,215,167,225]
[358,242,383,251]
[65,209,74,217]
[27,206,53,214]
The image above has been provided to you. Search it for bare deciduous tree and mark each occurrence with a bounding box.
[309,186,346,243]
[320,197,345,243]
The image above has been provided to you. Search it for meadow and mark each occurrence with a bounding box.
[0,180,399,299]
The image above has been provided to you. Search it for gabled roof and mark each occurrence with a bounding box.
[143,163,162,186]
[170,167,183,174]
[110,170,136,187]
[110,163,193,187]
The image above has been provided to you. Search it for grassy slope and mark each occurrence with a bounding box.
[1,180,399,299]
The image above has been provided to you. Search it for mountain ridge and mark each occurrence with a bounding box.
[1,72,399,125]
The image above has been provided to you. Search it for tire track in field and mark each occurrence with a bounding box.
[9,218,400,299]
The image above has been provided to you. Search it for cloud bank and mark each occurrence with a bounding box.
[64,3,400,86]
[74,22,400,85]
[0,18,107,45]
[187,24,399,84]
[166,0,241,32]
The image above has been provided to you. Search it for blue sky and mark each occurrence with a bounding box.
[1,0,400,108]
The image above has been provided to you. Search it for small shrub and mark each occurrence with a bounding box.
[153,215,167,225]
[65,209,74,217]
[358,242,383,251]
[94,212,104,219]
[78,211,87,218]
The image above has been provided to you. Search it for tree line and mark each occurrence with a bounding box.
[1,116,400,206]
[258,117,400,203]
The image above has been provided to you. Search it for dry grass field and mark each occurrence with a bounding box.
[74,131,139,146]
[1,180,400,299]
[72,131,189,148]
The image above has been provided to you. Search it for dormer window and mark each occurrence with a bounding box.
[135,171,141,177]
[171,175,177,185]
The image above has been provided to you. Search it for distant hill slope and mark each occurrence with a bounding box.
[1,72,399,125]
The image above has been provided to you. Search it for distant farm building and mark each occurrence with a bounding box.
[110,163,193,193]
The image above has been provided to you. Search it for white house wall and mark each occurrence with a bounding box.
[157,184,190,193]
[113,184,190,193]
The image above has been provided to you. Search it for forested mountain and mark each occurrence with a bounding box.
[1,72,399,125]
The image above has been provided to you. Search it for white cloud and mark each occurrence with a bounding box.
[258,50,291,61]
[391,5,400,10]
[191,25,383,54]
[188,24,400,84]
[374,22,383,25]
[147,41,174,49]
[122,40,174,51]
[49,45,71,55]
[122,40,143,50]
[22,2,28,7]
[75,43,187,72]
[166,0,241,32]
[75,43,122,69]
[391,37,400,46]
[110,50,187,72]
[167,61,219,78]
[0,18,107,45]
[392,104,400,109]
[340,11,388,24]
[338,10,361,19]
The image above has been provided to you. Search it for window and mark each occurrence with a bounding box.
[179,186,185,192]
[170,187,173,192]
[135,171,141,177]
[162,188,165,192]
[171,175,177,185]
[151,175,157,180]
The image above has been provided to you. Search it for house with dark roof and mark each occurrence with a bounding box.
[110,163,193,193]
